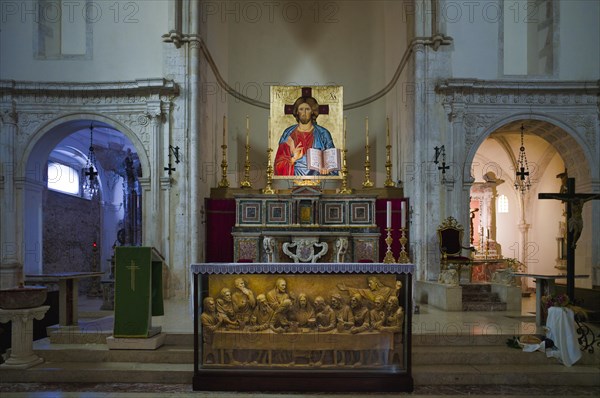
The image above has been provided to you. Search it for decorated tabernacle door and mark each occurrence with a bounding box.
[114,247,165,338]
[191,262,414,393]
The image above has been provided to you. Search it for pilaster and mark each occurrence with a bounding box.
[0,101,21,288]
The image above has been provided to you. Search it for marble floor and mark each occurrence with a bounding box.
[1,295,599,397]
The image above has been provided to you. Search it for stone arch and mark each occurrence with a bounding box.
[20,113,151,180]
[19,113,151,275]
[464,112,597,284]
[463,112,594,188]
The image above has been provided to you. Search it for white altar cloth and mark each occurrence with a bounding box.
[545,306,582,367]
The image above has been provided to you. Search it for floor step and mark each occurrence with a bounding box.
[413,363,600,386]
[462,302,507,311]
[34,343,194,364]
[0,362,193,384]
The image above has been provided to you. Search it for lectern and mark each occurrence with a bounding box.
[113,247,164,338]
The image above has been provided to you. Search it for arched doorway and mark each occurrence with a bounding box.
[468,117,595,289]
[21,115,148,285]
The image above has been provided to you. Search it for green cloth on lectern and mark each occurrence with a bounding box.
[114,247,164,337]
[151,259,164,316]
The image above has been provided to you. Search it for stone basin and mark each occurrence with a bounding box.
[0,285,48,309]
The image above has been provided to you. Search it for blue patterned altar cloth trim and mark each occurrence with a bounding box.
[191,262,414,275]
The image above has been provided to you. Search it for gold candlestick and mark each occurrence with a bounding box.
[397,228,410,263]
[240,142,252,188]
[362,142,374,188]
[262,146,275,194]
[362,117,374,188]
[241,116,252,188]
[218,116,230,188]
[384,117,394,187]
[338,148,352,194]
[383,228,396,263]
[218,143,230,188]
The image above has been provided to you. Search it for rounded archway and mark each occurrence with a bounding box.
[468,117,595,289]
[21,115,147,281]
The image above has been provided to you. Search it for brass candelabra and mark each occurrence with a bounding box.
[397,228,410,263]
[362,142,374,188]
[262,147,275,194]
[338,148,352,194]
[384,142,395,187]
[382,228,396,263]
[218,143,230,188]
[240,142,252,188]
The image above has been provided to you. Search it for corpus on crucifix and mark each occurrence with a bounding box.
[538,177,600,300]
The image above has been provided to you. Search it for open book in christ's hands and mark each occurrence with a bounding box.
[306,148,341,174]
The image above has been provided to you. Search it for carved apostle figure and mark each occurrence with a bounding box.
[313,296,336,332]
[249,294,274,331]
[349,293,371,334]
[232,277,256,326]
[293,293,315,328]
[337,276,401,304]
[216,288,238,329]
[330,293,354,332]
[266,278,292,309]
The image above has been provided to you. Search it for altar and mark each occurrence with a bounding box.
[232,188,384,263]
[191,262,414,392]
[206,190,408,264]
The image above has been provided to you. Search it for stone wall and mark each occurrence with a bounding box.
[43,190,101,294]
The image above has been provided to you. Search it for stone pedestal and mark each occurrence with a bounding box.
[107,327,165,350]
[491,283,522,312]
[416,281,462,311]
[100,280,114,310]
[0,305,49,368]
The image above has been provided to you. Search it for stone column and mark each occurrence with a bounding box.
[0,106,21,289]
[189,0,201,264]
[145,102,164,249]
[0,306,49,368]
[518,222,531,291]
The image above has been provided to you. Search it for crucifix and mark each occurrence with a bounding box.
[126,260,140,291]
[433,145,449,181]
[85,165,98,181]
[538,177,600,300]
[516,165,529,181]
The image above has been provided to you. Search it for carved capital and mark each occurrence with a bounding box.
[146,100,166,126]
[0,106,17,125]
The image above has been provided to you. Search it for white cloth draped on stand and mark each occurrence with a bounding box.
[545,306,582,367]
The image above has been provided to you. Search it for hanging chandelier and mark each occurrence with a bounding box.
[514,123,531,194]
[83,123,100,197]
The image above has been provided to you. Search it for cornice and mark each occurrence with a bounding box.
[437,79,599,94]
[0,78,179,98]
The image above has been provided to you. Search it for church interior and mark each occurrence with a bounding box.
[1,0,599,396]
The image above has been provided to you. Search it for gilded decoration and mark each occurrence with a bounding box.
[270,86,343,180]
[201,273,405,368]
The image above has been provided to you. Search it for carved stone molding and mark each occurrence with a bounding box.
[0,104,17,125]
[437,79,600,158]
[0,79,179,151]
[437,79,599,107]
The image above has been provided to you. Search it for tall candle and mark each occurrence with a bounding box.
[267,117,271,145]
[246,115,249,146]
[401,201,406,229]
[223,115,227,146]
[386,201,392,229]
[343,117,347,150]
[386,117,390,147]
[365,117,369,147]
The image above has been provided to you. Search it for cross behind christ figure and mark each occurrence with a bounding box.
[539,177,599,300]
[284,87,329,116]
[274,86,338,177]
